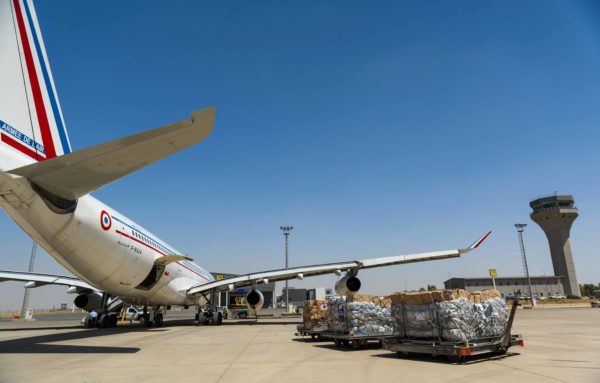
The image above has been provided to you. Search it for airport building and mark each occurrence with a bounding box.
[211,272,276,308]
[280,287,307,307]
[278,287,334,308]
[444,276,564,298]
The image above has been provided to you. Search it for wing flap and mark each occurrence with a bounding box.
[8,107,215,200]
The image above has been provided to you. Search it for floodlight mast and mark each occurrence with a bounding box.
[280,226,293,311]
[20,242,38,319]
[515,223,535,307]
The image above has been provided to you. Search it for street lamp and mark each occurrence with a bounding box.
[515,223,535,307]
[280,226,293,312]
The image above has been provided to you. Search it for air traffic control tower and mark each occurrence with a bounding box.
[530,195,580,297]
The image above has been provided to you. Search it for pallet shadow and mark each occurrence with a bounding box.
[291,337,330,343]
[372,351,521,364]
[312,343,384,352]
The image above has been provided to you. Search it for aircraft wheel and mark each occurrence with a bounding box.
[154,312,164,327]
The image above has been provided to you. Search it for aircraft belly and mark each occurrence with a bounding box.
[146,277,197,306]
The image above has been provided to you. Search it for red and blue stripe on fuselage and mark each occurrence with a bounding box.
[111,214,214,283]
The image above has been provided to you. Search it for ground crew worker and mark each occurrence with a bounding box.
[89,310,98,328]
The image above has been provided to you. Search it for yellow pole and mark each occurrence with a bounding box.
[120,305,127,322]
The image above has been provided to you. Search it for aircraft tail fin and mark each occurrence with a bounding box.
[0,0,71,167]
[8,108,215,201]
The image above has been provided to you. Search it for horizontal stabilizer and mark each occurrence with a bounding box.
[8,108,215,200]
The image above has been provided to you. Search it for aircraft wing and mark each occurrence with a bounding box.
[8,107,215,200]
[0,270,97,291]
[186,231,491,296]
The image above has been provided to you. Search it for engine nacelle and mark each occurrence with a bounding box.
[335,274,361,296]
[74,292,103,312]
[246,290,264,311]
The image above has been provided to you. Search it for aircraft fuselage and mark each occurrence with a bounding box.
[0,155,213,306]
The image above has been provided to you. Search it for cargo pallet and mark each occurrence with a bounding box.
[383,297,524,362]
[322,331,394,349]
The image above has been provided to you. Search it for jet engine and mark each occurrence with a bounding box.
[335,274,361,296]
[74,292,103,311]
[246,290,264,311]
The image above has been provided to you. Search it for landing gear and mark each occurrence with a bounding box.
[97,293,118,328]
[142,306,152,327]
[195,305,224,326]
[195,289,225,326]
[140,306,165,327]
[153,310,164,327]
[212,310,223,326]
[96,314,115,328]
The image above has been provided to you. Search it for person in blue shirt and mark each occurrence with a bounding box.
[89,310,98,328]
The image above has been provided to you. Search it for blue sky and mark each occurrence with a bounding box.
[2,0,600,310]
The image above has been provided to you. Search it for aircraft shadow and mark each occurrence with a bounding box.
[0,326,165,354]
[0,325,84,332]
[0,317,300,354]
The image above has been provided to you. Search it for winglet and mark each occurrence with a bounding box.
[459,230,492,254]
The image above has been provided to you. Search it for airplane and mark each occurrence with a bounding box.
[0,0,491,328]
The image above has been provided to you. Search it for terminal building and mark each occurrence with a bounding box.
[444,276,564,298]
[279,287,334,308]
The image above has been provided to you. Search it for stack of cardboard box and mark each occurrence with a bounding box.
[351,294,392,308]
[387,289,501,305]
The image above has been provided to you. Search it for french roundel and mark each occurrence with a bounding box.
[100,210,112,231]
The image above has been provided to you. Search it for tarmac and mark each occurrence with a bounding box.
[0,307,599,383]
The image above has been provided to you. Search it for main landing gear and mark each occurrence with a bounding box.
[194,289,224,326]
[195,305,223,326]
[140,305,165,327]
[96,293,118,328]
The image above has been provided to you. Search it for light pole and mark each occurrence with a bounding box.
[280,226,293,312]
[515,224,535,307]
[20,241,37,319]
